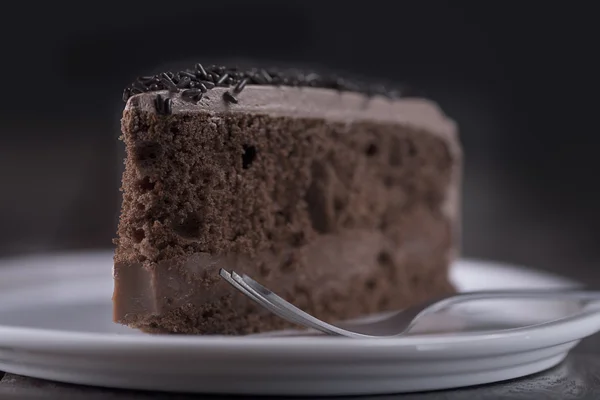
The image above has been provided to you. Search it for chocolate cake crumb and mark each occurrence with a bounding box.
[113,78,460,335]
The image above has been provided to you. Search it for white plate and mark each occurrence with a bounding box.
[0,251,598,396]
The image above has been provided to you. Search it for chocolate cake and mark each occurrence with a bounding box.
[113,64,461,335]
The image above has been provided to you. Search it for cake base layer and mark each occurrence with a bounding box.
[114,231,455,334]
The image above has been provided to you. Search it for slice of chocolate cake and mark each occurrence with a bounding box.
[113,65,461,335]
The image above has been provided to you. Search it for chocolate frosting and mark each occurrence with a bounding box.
[123,63,415,103]
[127,86,457,141]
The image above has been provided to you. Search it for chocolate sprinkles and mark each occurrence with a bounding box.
[176,77,191,88]
[123,63,413,105]
[215,73,229,86]
[181,89,203,103]
[154,94,172,115]
[195,63,208,79]
[160,73,178,93]
[233,78,248,94]
[223,91,238,104]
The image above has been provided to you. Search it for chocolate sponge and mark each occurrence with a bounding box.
[113,65,461,334]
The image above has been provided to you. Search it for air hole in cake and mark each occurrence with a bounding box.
[201,269,211,281]
[291,231,307,247]
[138,176,155,192]
[407,141,417,157]
[170,125,180,135]
[132,229,145,243]
[410,275,421,287]
[280,255,295,272]
[378,218,388,230]
[172,212,203,239]
[378,296,390,308]
[242,145,257,169]
[365,143,378,156]
[275,210,287,223]
[259,263,271,277]
[389,139,402,166]
[305,161,335,233]
[377,251,393,267]
[136,203,145,211]
[135,142,163,162]
[366,278,377,290]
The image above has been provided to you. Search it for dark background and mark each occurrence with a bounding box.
[0,0,598,286]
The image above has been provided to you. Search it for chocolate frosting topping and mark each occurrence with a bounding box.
[123,63,415,105]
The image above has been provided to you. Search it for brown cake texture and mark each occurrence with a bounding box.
[113,68,461,335]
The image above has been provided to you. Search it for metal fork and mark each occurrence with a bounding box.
[219,268,595,338]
